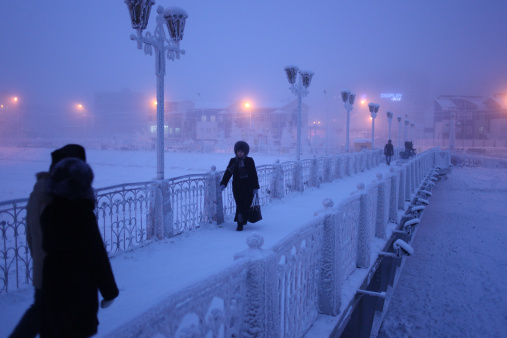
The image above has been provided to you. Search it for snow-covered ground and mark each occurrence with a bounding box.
[0,147,506,337]
[0,146,295,201]
[378,166,507,337]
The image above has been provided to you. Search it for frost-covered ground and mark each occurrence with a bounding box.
[0,146,295,201]
[0,147,506,337]
[378,167,507,337]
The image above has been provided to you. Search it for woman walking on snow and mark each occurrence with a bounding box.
[220,141,260,231]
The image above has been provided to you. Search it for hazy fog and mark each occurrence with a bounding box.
[1,0,506,120]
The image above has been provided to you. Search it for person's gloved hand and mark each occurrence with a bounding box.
[101,299,114,309]
[253,189,259,195]
[220,185,226,192]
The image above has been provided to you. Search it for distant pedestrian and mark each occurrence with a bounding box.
[384,139,394,165]
[9,144,87,338]
[40,157,119,337]
[220,141,260,231]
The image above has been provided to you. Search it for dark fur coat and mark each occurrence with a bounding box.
[40,158,118,337]
[220,155,260,223]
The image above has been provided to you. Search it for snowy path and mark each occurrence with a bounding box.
[378,167,507,337]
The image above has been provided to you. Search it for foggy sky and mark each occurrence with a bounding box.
[1,0,506,119]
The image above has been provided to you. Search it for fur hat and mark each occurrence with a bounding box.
[234,141,250,156]
[50,144,86,171]
[49,158,94,201]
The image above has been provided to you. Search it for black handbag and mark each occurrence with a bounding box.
[247,194,262,223]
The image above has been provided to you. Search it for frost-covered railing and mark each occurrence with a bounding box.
[106,149,445,337]
[0,148,387,294]
[0,198,30,294]
[94,182,156,253]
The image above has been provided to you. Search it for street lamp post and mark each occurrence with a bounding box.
[125,0,188,180]
[410,122,415,145]
[397,116,402,148]
[386,111,393,140]
[449,112,456,150]
[368,103,380,149]
[341,90,356,153]
[284,65,314,161]
[404,119,410,146]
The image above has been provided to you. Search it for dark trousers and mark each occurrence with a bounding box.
[9,288,42,338]
[386,155,392,165]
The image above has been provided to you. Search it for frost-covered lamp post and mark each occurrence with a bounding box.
[397,116,402,148]
[284,65,314,161]
[341,90,356,152]
[410,122,415,144]
[404,119,410,146]
[449,112,456,151]
[368,103,380,149]
[125,0,188,180]
[386,111,393,140]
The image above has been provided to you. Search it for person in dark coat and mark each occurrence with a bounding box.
[220,141,260,231]
[10,144,87,338]
[40,157,119,337]
[384,139,394,165]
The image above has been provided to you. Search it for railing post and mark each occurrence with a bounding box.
[211,166,225,225]
[234,234,279,337]
[389,172,398,223]
[319,213,342,315]
[335,156,343,180]
[148,180,164,240]
[310,157,320,188]
[376,179,386,239]
[398,169,405,210]
[405,165,411,201]
[294,161,304,192]
[272,160,285,199]
[357,188,374,269]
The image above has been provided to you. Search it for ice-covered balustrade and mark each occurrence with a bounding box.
[106,149,444,337]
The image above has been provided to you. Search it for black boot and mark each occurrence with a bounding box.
[236,222,243,231]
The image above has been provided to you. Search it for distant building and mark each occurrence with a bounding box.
[92,90,309,146]
[433,94,507,141]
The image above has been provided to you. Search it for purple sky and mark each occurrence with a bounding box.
[1,0,506,119]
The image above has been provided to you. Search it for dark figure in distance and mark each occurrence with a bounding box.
[220,141,260,231]
[384,139,394,166]
[9,144,87,338]
[40,157,119,337]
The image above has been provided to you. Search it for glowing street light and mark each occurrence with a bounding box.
[341,90,356,152]
[368,103,380,149]
[284,65,314,161]
[125,0,188,180]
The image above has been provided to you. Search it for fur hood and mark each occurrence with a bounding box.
[48,158,95,201]
[234,141,250,156]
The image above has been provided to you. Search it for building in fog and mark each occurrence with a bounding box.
[92,90,309,148]
[433,94,507,142]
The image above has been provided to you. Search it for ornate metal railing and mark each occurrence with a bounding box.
[273,218,323,338]
[282,161,296,195]
[0,150,387,294]
[0,198,30,293]
[301,159,313,190]
[94,181,156,253]
[165,174,210,234]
